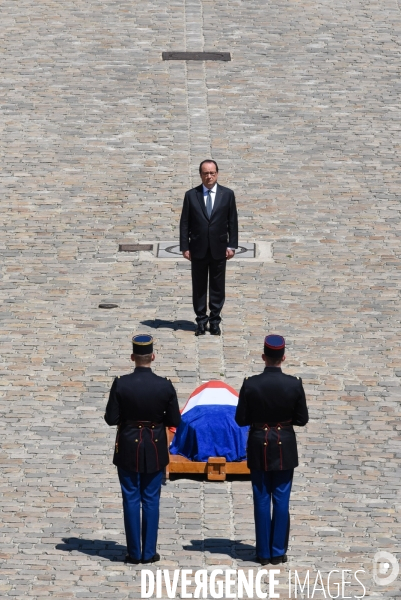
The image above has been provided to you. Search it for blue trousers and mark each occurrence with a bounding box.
[251,469,293,559]
[118,467,163,561]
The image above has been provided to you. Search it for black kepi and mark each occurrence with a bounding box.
[132,334,153,355]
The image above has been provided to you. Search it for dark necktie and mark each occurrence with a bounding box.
[206,190,212,218]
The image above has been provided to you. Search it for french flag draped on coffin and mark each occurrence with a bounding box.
[169,381,249,462]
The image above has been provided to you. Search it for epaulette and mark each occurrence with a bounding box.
[296,376,300,380]
[166,377,171,381]
[245,377,248,380]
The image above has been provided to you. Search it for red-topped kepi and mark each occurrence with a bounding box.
[264,334,285,359]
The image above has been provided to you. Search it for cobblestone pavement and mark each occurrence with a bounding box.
[1,0,401,597]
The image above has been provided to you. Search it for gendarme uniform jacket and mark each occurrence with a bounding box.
[104,367,181,474]
[235,367,308,471]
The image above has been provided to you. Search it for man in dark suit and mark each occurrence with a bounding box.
[179,160,238,336]
[235,335,309,565]
[104,334,181,565]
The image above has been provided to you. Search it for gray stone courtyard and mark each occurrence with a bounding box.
[1,0,401,597]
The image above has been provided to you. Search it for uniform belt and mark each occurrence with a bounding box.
[252,420,292,429]
[123,420,163,429]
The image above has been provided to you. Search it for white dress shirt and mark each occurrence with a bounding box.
[203,184,217,210]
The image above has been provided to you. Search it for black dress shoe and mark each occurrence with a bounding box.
[209,325,221,335]
[270,554,287,565]
[195,324,206,336]
[256,556,270,565]
[142,553,160,564]
[124,554,141,565]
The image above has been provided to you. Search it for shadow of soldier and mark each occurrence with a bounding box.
[56,537,257,563]
[183,538,256,561]
[56,538,126,562]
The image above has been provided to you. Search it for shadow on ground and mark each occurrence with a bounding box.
[183,538,256,561]
[56,538,126,561]
[56,537,256,562]
[141,319,196,331]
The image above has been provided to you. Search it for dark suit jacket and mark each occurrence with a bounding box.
[105,367,181,473]
[235,367,309,471]
[179,183,238,260]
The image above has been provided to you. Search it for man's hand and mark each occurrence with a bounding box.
[226,249,235,260]
[183,250,191,261]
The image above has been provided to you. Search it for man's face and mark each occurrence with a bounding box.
[200,162,218,189]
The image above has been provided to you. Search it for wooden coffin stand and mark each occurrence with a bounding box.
[165,429,250,481]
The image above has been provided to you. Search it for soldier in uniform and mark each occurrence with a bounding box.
[105,334,181,565]
[235,334,309,565]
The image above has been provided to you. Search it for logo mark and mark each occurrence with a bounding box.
[373,551,399,586]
